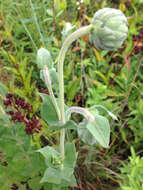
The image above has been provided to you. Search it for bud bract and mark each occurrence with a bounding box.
[90,8,128,51]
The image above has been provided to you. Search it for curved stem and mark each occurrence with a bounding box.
[58,24,93,160]
[65,106,94,121]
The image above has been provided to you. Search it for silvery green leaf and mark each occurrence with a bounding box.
[37,48,53,69]
[40,167,74,185]
[49,120,77,130]
[39,93,59,125]
[78,120,97,145]
[40,70,44,81]
[40,68,58,90]
[78,112,110,148]
[86,114,110,148]
[39,142,77,187]
[46,9,53,17]
[88,105,118,120]
[66,107,110,147]
[49,68,58,87]
[61,22,75,37]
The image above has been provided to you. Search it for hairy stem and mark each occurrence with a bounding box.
[58,24,93,161]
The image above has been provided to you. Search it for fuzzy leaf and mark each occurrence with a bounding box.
[78,120,97,145]
[37,48,53,70]
[40,93,59,125]
[40,166,74,185]
[64,142,78,168]
[86,114,110,148]
[49,120,77,130]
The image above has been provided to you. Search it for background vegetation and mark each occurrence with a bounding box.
[0,0,143,189]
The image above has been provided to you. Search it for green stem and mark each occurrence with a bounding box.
[58,24,93,160]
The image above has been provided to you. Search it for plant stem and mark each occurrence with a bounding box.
[58,24,93,160]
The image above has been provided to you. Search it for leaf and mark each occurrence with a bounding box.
[37,48,53,70]
[28,176,43,190]
[49,120,77,130]
[64,142,78,168]
[46,184,63,190]
[49,68,58,87]
[108,111,118,120]
[37,145,63,169]
[38,142,77,187]
[66,77,80,101]
[88,105,118,120]
[40,166,75,185]
[41,167,62,184]
[0,118,45,189]
[39,93,59,125]
[0,82,8,97]
[65,106,110,148]
[78,120,97,145]
[60,174,77,187]
[5,67,19,75]
[94,70,107,84]
[93,48,104,62]
[56,10,64,18]
[40,67,58,90]
[46,9,53,17]
[86,114,110,148]
[37,146,60,160]
[24,66,33,93]
[59,0,67,9]
[40,167,73,184]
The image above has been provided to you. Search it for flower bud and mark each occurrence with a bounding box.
[90,8,128,51]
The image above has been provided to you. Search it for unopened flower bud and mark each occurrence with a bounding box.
[90,8,128,51]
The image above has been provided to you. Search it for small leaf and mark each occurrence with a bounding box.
[66,106,110,148]
[59,174,77,187]
[37,146,60,160]
[38,143,77,186]
[40,167,62,184]
[37,48,53,70]
[46,9,53,17]
[24,66,33,94]
[78,120,97,145]
[64,142,78,168]
[49,120,77,130]
[59,0,67,9]
[93,48,104,62]
[37,145,62,169]
[29,176,43,190]
[40,166,75,185]
[86,114,110,148]
[66,77,80,101]
[40,93,59,125]
[0,82,8,97]
[40,68,58,91]
[49,68,58,85]
[5,67,19,75]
